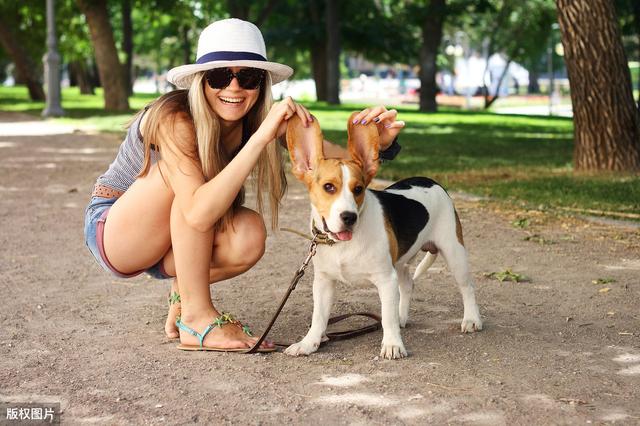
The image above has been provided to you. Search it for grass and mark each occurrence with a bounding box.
[2,85,639,216]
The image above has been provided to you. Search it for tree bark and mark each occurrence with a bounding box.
[326,0,340,104]
[122,0,133,95]
[311,43,328,101]
[308,0,327,101]
[76,0,129,111]
[528,69,541,94]
[556,0,640,171]
[484,59,511,109]
[69,60,95,95]
[0,16,45,101]
[227,1,250,21]
[632,0,640,108]
[418,0,446,112]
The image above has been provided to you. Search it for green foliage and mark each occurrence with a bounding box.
[485,269,530,282]
[2,86,638,216]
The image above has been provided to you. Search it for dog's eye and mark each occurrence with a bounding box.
[323,183,336,193]
[353,185,364,195]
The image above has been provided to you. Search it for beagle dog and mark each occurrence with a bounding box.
[284,113,482,359]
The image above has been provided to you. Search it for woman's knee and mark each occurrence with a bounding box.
[227,207,267,265]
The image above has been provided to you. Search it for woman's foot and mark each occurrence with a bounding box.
[165,282,181,339]
[178,310,275,351]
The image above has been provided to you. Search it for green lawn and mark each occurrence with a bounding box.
[2,86,638,216]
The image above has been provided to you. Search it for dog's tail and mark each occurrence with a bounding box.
[413,252,437,280]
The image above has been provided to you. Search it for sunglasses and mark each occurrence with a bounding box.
[205,67,266,90]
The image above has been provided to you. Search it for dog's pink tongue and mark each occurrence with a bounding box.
[336,231,352,241]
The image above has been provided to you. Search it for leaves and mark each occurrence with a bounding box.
[512,217,531,228]
[592,278,616,285]
[485,269,530,283]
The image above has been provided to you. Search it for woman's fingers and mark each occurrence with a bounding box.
[362,106,387,124]
[374,109,398,125]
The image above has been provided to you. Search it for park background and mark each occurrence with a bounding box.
[1,0,639,220]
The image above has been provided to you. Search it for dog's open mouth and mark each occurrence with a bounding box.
[322,218,352,241]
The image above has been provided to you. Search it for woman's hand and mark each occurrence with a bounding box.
[254,96,313,145]
[350,106,405,151]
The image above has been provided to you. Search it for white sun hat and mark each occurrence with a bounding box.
[166,18,293,89]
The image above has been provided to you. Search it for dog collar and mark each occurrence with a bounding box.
[312,225,336,246]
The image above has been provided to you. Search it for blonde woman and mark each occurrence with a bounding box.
[84,19,405,352]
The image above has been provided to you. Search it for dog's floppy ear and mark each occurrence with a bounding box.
[286,114,324,182]
[347,111,379,185]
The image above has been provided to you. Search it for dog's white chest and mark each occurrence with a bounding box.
[313,238,391,283]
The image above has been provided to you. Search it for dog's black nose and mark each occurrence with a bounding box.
[340,211,357,226]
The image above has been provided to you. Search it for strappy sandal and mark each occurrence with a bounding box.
[165,291,181,340]
[175,312,276,353]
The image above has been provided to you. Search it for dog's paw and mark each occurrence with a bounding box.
[284,340,320,357]
[461,316,483,333]
[380,342,408,360]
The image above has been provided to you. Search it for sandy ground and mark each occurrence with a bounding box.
[0,110,639,425]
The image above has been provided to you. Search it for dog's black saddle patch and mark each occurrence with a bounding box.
[370,189,429,259]
[385,176,439,191]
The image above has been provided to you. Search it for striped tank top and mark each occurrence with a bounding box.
[96,110,250,192]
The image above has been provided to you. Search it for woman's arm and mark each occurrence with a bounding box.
[161,98,305,233]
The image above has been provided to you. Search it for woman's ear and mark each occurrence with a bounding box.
[286,115,325,182]
[347,112,379,185]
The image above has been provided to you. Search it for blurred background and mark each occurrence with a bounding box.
[1,0,638,116]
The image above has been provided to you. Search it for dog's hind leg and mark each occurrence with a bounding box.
[438,238,482,333]
[397,265,413,328]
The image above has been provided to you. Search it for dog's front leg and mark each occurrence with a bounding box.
[373,271,408,359]
[285,273,335,356]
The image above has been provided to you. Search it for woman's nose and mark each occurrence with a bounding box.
[226,75,241,90]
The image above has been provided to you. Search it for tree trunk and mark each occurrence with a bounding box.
[311,43,328,101]
[528,69,541,94]
[633,0,640,108]
[69,60,95,95]
[181,25,191,66]
[326,0,340,105]
[122,0,133,95]
[308,0,326,102]
[418,0,446,112]
[76,0,129,111]
[556,0,640,171]
[484,59,511,109]
[0,17,45,101]
[227,0,250,20]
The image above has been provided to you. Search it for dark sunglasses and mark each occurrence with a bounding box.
[205,67,265,90]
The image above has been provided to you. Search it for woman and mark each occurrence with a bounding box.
[84,18,405,352]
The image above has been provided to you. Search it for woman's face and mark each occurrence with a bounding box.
[204,66,262,124]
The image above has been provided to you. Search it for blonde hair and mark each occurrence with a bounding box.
[138,71,287,232]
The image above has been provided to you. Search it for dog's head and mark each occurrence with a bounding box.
[286,112,379,241]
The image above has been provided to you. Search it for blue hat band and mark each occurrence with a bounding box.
[196,51,267,64]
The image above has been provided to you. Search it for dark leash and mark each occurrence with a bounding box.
[244,231,382,354]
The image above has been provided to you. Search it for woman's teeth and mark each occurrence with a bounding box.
[219,96,244,104]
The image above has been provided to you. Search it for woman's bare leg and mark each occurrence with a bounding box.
[102,163,271,349]
[163,207,267,339]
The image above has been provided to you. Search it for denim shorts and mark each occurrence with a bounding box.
[84,196,173,280]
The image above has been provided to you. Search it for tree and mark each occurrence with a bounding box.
[76,0,129,110]
[418,0,446,112]
[0,2,45,101]
[325,0,340,104]
[556,0,640,171]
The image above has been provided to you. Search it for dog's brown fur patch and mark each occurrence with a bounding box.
[454,210,465,246]
[383,215,399,264]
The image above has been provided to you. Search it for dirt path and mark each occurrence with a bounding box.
[1,111,639,425]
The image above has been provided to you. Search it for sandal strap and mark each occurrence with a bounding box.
[168,291,181,305]
[175,312,253,347]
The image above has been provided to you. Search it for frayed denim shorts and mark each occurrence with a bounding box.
[84,196,173,280]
